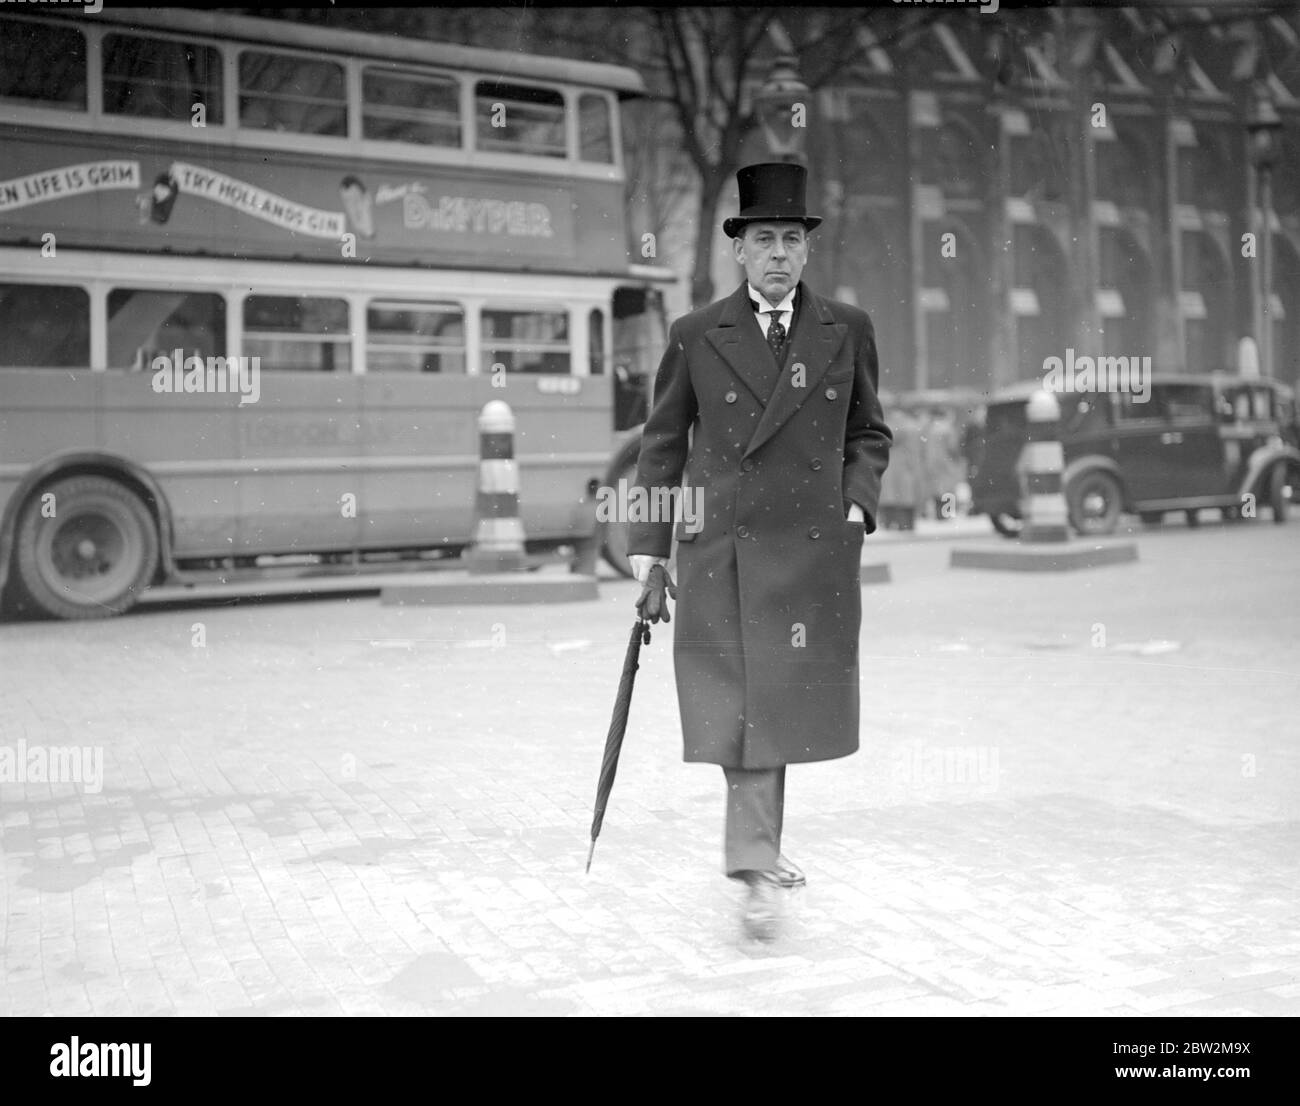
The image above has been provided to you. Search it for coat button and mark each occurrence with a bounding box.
[741,459,754,472]
[736,525,750,539]
[809,458,822,471]
[725,390,738,403]
[824,387,838,401]
[808,527,821,539]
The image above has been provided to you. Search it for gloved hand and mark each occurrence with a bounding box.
[635,562,677,624]
[630,554,667,585]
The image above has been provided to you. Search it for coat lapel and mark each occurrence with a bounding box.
[743,284,847,459]
[704,284,776,407]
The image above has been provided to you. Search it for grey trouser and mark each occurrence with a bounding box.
[722,765,785,877]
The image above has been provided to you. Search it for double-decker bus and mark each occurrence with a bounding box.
[0,8,671,618]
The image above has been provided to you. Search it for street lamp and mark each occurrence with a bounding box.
[1246,81,1283,378]
[755,55,810,164]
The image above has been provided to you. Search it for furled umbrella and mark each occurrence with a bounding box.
[585,562,675,873]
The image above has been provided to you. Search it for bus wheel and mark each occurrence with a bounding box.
[13,475,159,619]
[989,512,1023,539]
[1268,464,1290,524]
[599,441,641,578]
[1067,471,1122,536]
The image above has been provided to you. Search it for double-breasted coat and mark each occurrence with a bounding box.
[629,281,893,769]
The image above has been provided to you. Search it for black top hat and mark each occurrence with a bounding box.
[723,162,822,239]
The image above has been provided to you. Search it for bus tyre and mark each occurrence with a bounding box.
[599,439,642,579]
[1268,464,1289,524]
[13,475,159,620]
[1066,470,1122,536]
[989,512,1023,539]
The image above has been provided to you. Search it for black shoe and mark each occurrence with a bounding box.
[774,854,806,889]
[740,871,782,942]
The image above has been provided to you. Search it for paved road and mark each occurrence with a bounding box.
[2,520,1297,1016]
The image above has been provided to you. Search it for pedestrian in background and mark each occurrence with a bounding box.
[627,163,892,942]
[879,408,922,529]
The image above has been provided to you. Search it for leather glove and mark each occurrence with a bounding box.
[629,554,666,585]
[635,562,677,624]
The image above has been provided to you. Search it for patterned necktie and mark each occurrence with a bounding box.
[765,309,787,359]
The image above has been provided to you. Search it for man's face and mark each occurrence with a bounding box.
[734,221,808,304]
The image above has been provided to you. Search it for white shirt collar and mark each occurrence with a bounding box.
[747,284,796,317]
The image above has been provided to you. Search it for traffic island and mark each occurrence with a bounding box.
[380,571,598,605]
[950,539,1138,572]
[953,387,1139,573]
[862,561,891,585]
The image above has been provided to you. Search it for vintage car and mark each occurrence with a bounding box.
[968,374,1300,537]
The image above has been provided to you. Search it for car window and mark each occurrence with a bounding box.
[1157,384,1213,423]
[985,402,1025,435]
[1061,394,1109,434]
[1112,391,1161,422]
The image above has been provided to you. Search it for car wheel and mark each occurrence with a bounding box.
[1268,464,1289,524]
[1186,509,1200,528]
[1140,511,1164,526]
[1222,505,1242,523]
[1066,471,1122,536]
[12,474,159,619]
[989,511,1023,539]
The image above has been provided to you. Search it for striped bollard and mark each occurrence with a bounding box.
[1017,389,1071,543]
[463,400,529,574]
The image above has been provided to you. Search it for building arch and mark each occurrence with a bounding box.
[1272,232,1300,386]
[1013,223,1071,382]
[1099,224,1157,357]
[922,218,988,390]
[1182,228,1235,373]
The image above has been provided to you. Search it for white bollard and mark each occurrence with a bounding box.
[463,400,529,574]
[1016,389,1071,543]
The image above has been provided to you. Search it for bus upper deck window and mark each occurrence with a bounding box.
[0,20,86,109]
[481,309,570,374]
[578,94,613,163]
[0,284,89,368]
[103,34,223,124]
[363,68,460,148]
[107,289,226,371]
[240,51,346,137]
[475,81,566,158]
[243,295,351,373]
[367,301,466,374]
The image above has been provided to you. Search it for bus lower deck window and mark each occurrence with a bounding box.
[0,284,89,368]
[481,309,570,374]
[367,301,466,374]
[108,289,226,371]
[243,296,351,373]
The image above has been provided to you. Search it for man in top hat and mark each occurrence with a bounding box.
[628,162,893,941]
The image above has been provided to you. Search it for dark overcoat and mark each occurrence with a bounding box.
[629,281,892,769]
